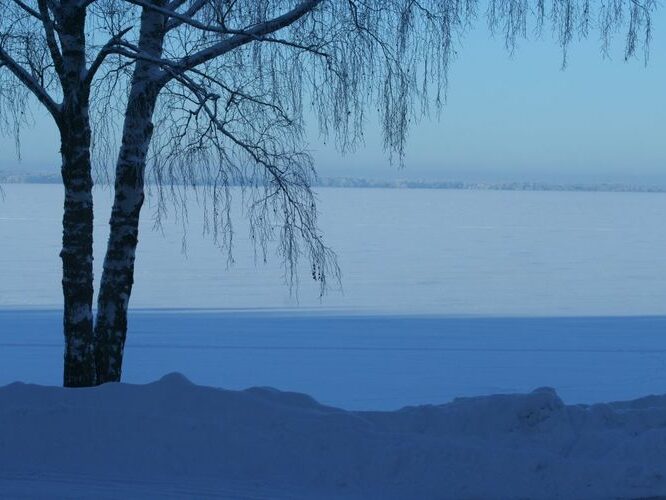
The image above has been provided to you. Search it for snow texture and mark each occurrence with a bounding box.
[1,374,665,499]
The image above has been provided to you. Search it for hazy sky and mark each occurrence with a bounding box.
[1,10,664,184]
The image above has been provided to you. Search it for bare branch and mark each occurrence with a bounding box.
[122,0,226,33]
[165,0,207,31]
[170,0,324,77]
[36,0,64,78]
[85,26,133,84]
[0,44,60,118]
[10,0,44,20]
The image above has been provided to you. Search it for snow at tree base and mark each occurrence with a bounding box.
[1,373,665,499]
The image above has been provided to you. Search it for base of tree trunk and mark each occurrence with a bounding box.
[63,350,96,387]
[94,337,124,385]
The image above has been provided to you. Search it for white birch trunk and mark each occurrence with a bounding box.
[60,123,95,387]
[57,3,96,387]
[94,3,166,384]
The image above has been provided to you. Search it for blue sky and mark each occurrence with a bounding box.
[1,8,665,184]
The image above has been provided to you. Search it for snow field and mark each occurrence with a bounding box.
[1,374,665,499]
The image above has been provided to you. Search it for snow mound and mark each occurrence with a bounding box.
[1,374,666,499]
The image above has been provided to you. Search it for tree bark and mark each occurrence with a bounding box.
[93,98,157,384]
[94,3,166,384]
[57,3,96,387]
[60,123,95,387]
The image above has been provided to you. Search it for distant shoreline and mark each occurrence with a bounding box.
[2,172,665,194]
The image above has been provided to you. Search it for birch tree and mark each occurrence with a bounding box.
[0,0,657,387]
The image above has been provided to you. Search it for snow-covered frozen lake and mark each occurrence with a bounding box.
[2,184,666,408]
[2,184,666,314]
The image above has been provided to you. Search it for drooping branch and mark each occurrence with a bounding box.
[150,65,338,292]
[486,0,658,68]
[0,44,60,117]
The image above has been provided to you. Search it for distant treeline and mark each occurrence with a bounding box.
[315,177,666,193]
[2,171,665,194]
[0,172,62,184]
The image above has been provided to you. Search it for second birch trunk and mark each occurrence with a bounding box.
[94,3,166,384]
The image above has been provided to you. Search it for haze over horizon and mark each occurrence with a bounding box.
[1,11,664,186]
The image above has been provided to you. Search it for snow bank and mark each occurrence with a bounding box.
[1,374,665,499]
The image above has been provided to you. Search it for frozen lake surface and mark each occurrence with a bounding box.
[1,184,666,408]
[3,184,666,315]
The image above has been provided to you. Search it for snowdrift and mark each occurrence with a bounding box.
[1,373,665,499]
